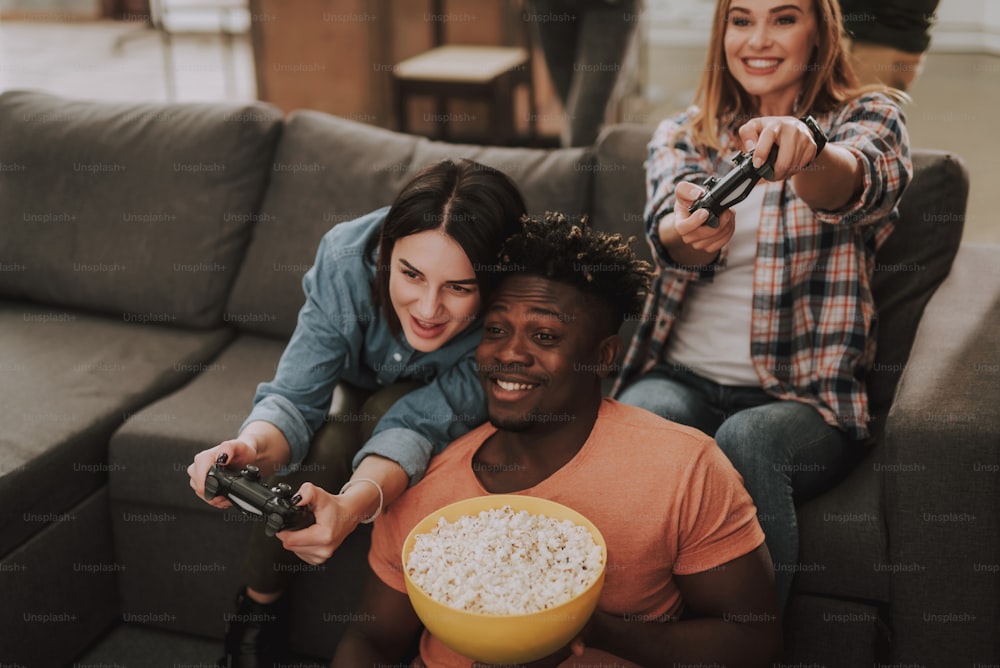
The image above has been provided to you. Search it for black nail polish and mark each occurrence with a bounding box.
[216,453,229,464]
[291,494,303,506]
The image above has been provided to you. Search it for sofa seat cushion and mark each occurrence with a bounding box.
[0,90,283,328]
[0,302,233,556]
[225,111,594,340]
[108,334,286,511]
[794,446,889,602]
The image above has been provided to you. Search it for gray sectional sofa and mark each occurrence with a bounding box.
[0,89,996,668]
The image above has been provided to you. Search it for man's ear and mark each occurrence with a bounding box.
[595,334,622,379]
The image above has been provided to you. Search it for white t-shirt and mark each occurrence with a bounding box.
[665,183,765,386]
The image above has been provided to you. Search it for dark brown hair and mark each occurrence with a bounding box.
[497,212,652,335]
[367,159,527,334]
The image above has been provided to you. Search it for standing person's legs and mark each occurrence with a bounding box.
[561,0,637,146]
[846,40,926,91]
[713,400,860,610]
[523,0,579,105]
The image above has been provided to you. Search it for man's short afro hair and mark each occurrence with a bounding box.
[498,212,652,330]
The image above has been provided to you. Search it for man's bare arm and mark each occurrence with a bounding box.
[582,544,782,667]
[331,572,423,667]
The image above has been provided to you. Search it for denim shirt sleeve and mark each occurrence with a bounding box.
[352,350,486,486]
[240,209,386,466]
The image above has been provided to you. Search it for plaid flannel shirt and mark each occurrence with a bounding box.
[612,93,912,442]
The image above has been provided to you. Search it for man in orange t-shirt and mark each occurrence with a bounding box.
[331,213,781,667]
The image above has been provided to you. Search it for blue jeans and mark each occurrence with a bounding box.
[617,365,861,609]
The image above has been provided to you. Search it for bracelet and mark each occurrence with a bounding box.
[339,478,384,524]
[799,114,827,156]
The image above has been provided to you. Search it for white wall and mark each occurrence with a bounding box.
[643,0,1000,54]
[934,0,1000,53]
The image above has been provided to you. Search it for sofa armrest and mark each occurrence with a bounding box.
[881,243,1000,665]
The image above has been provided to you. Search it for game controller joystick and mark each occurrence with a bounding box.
[204,463,315,536]
[687,144,779,228]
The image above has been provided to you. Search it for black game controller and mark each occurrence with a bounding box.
[204,463,315,536]
[688,145,779,228]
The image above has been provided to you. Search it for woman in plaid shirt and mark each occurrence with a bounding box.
[614,0,911,609]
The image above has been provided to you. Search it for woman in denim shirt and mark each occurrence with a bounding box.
[187,158,526,666]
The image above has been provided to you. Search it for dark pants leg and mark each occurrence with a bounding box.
[524,0,638,146]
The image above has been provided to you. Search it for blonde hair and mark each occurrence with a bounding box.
[687,0,905,150]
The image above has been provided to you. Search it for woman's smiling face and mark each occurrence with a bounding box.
[388,229,481,353]
[723,0,818,116]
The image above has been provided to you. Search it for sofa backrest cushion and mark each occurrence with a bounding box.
[0,90,282,328]
[590,123,654,253]
[867,150,968,442]
[226,112,593,339]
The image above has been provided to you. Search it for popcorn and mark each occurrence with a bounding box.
[406,504,604,615]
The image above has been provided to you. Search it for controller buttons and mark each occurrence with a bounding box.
[243,465,260,481]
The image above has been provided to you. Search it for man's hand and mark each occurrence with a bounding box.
[276,482,361,565]
[187,439,258,508]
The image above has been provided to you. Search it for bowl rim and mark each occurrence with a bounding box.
[401,493,608,620]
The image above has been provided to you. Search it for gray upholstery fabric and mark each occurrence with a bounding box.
[0,302,232,556]
[108,335,285,511]
[795,447,888,601]
[866,150,969,443]
[882,243,1000,664]
[590,123,653,250]
[1,489,119,668]
[0,90,282,328]
[782,594,886,666]
[590,123,656,366]
[408,137,593,219]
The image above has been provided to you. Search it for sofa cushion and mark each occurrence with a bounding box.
[0,90,282,328]
[794,447,889,602]
[866,150,968,443]
[590,123,656,369]
[1,488,119,667]
[590,123,654,255]
[408,136,593,219]
[226,112,593,340]
[108,334,285,511]
[0,302,233,556]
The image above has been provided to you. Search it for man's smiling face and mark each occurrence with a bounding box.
[476,274,610,433]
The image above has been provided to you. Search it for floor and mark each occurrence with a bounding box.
[0,18,995,244]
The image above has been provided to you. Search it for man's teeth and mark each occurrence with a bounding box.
[497,379,535,391]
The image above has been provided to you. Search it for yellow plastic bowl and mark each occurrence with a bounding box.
[402,494,607,664]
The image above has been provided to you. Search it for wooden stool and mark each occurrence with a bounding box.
[393,44,536,145]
